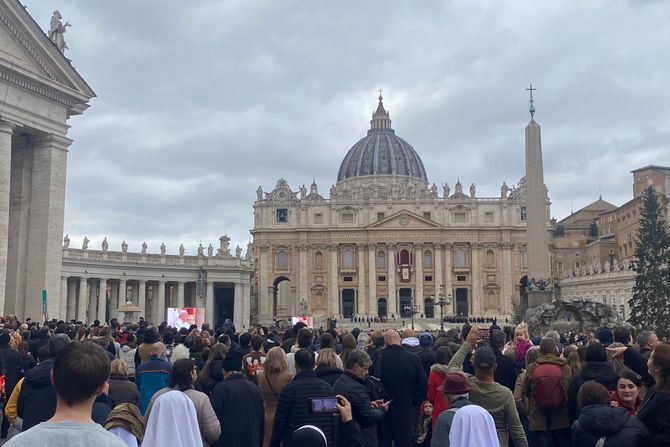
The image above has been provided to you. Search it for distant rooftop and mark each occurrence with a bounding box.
[630,165,670,174]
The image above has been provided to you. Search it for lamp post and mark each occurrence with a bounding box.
[436,285,452,332]
[403,297,420,331]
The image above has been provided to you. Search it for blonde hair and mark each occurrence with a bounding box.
[317,348,339,368]
[515,322,529,340]
[110,359,128,377]
[265,346,288,374]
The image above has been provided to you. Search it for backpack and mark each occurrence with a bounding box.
[530,363,566,412]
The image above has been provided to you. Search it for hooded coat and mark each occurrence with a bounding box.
[427,364,450,427]
[571,404,650,447]
[16,357,57,430]
[568,361,618,421]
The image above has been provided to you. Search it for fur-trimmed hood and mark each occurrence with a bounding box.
[430,363,449,375]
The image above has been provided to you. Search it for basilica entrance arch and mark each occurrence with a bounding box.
[342,289,355,318]
[272,276,290,318]
[377,298,387,318]
[455,288,469,316]
[399,288,412,318]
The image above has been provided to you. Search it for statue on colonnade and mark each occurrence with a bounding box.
[48,11,70,54]
[101,237,108,252]
[63,234,70,249]
[82,236,89,250]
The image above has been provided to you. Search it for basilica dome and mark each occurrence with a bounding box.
[337,96,428,183]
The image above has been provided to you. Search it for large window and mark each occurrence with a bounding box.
[520,206,527,222]
[277,250,288,269]
[423,250,433,269]
[376,250,386,270]
[342,250,354,268]
[276,208,288,223]
[455,249,466,268]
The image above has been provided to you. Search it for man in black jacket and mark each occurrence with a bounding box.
[210,351,264,447]
[0,331,19,437]
[334,350,388,446]
[270,348,335,447]
[17,334,71,431]
[490,330,517,391]
[374,330,427,447]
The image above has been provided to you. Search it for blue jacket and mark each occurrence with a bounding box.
[136,356,171,414]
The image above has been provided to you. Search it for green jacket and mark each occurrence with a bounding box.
[447,342,528,447]
[523,354,572,431]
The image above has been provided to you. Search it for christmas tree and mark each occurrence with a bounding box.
[628,185,670,337]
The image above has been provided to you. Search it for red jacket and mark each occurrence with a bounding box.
[427,364,449,427]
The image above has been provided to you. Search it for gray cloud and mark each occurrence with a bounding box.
[24,0,670,252]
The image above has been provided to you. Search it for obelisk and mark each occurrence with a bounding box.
[524,84,553,307]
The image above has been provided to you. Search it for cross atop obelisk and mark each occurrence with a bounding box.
[526,83,536,119]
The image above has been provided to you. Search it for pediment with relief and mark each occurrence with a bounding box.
[0,2,95,112]
[366,210,443,230]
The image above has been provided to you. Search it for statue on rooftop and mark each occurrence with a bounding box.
[235,245,243,258]
[469,183,476,198]
[101,237,108,252]
[141,242,147,255]
[48,11,70,54]
[256,186,263,201]
[501,182,509,198]
[121,241,128,253]
[82,236,89,250]
[160,243,166,255]
[208,244,214,257]
[443,183,450,198]
[179,244,185,256]
[197,243,204,256]
[63,234,70,249]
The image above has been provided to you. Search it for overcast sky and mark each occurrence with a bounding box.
[25,0,670,254]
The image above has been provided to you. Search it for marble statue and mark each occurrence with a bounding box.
[430,183,438,197]
[310,181,318,195]
[82,236,89,250]
[121,241,128,253]
[219,235,231,256]
[300,184,307,199]
[141,242,147,255]
[329,185,336,199]
[246,242,252,260]
[469,183,476,198]
[208,244,214,256]
[101,237,108,252]
[235,245,243,258]
[443,183,450,198]
[197,243,204,256]
[48,11,70,54]
[179,244,185,256]
[256,186,263,201]
[160,243,166,255]
[63,234,70,249]
[501,181,509,198]
[455,181,463,195]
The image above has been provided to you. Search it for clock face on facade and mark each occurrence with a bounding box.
[278,191,286,199]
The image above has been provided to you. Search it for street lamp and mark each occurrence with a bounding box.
[436,285,452,332]
[403,297,420,331]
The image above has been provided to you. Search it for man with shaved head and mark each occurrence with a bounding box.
[375,330,427,447]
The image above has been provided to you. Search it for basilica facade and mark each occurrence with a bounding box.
[251,96,548,325]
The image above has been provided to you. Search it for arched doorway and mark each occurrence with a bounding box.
[424,298,434,318]
[399,288,412,318]
[342,289,355,318]
[377,298,387,317]
[272,276,290,318]
[455,288,468,316]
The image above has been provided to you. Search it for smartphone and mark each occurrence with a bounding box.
[308,397,339,414]
[478,328,490,341]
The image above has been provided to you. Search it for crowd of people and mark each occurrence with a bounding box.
[0,314,667,446]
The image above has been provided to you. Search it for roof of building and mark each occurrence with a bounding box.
[337,95,428,183]
[630,165,670,173]
[557,197,618,228]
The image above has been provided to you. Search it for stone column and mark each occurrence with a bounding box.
[415,244,424,315]
[387,244,396,317]
[116,279,125,320]
[357,244,366,316]
[329,245,339,316]
[259,245,271,323]
[234,282,243,330]
[67,278,77,321]
[0,121,15,313]
[444,243,453,309]
[156,281,166,324]
[242,281,251,329]
[87,280,97,323]
[206,281,215,326]
[471,243,480,315]
[368,243,377,317]
[502,243,513,310]
[77,277,87,322]
[176,281,184,308]
[97,279,107,322]
[60,276,68,321]
[24,134,72,319]
[434,244,443,297]
[138,280,146,319]
[298,244,308,309]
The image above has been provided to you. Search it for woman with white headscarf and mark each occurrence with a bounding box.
[143,390,203,447]
[448,404,499,447]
